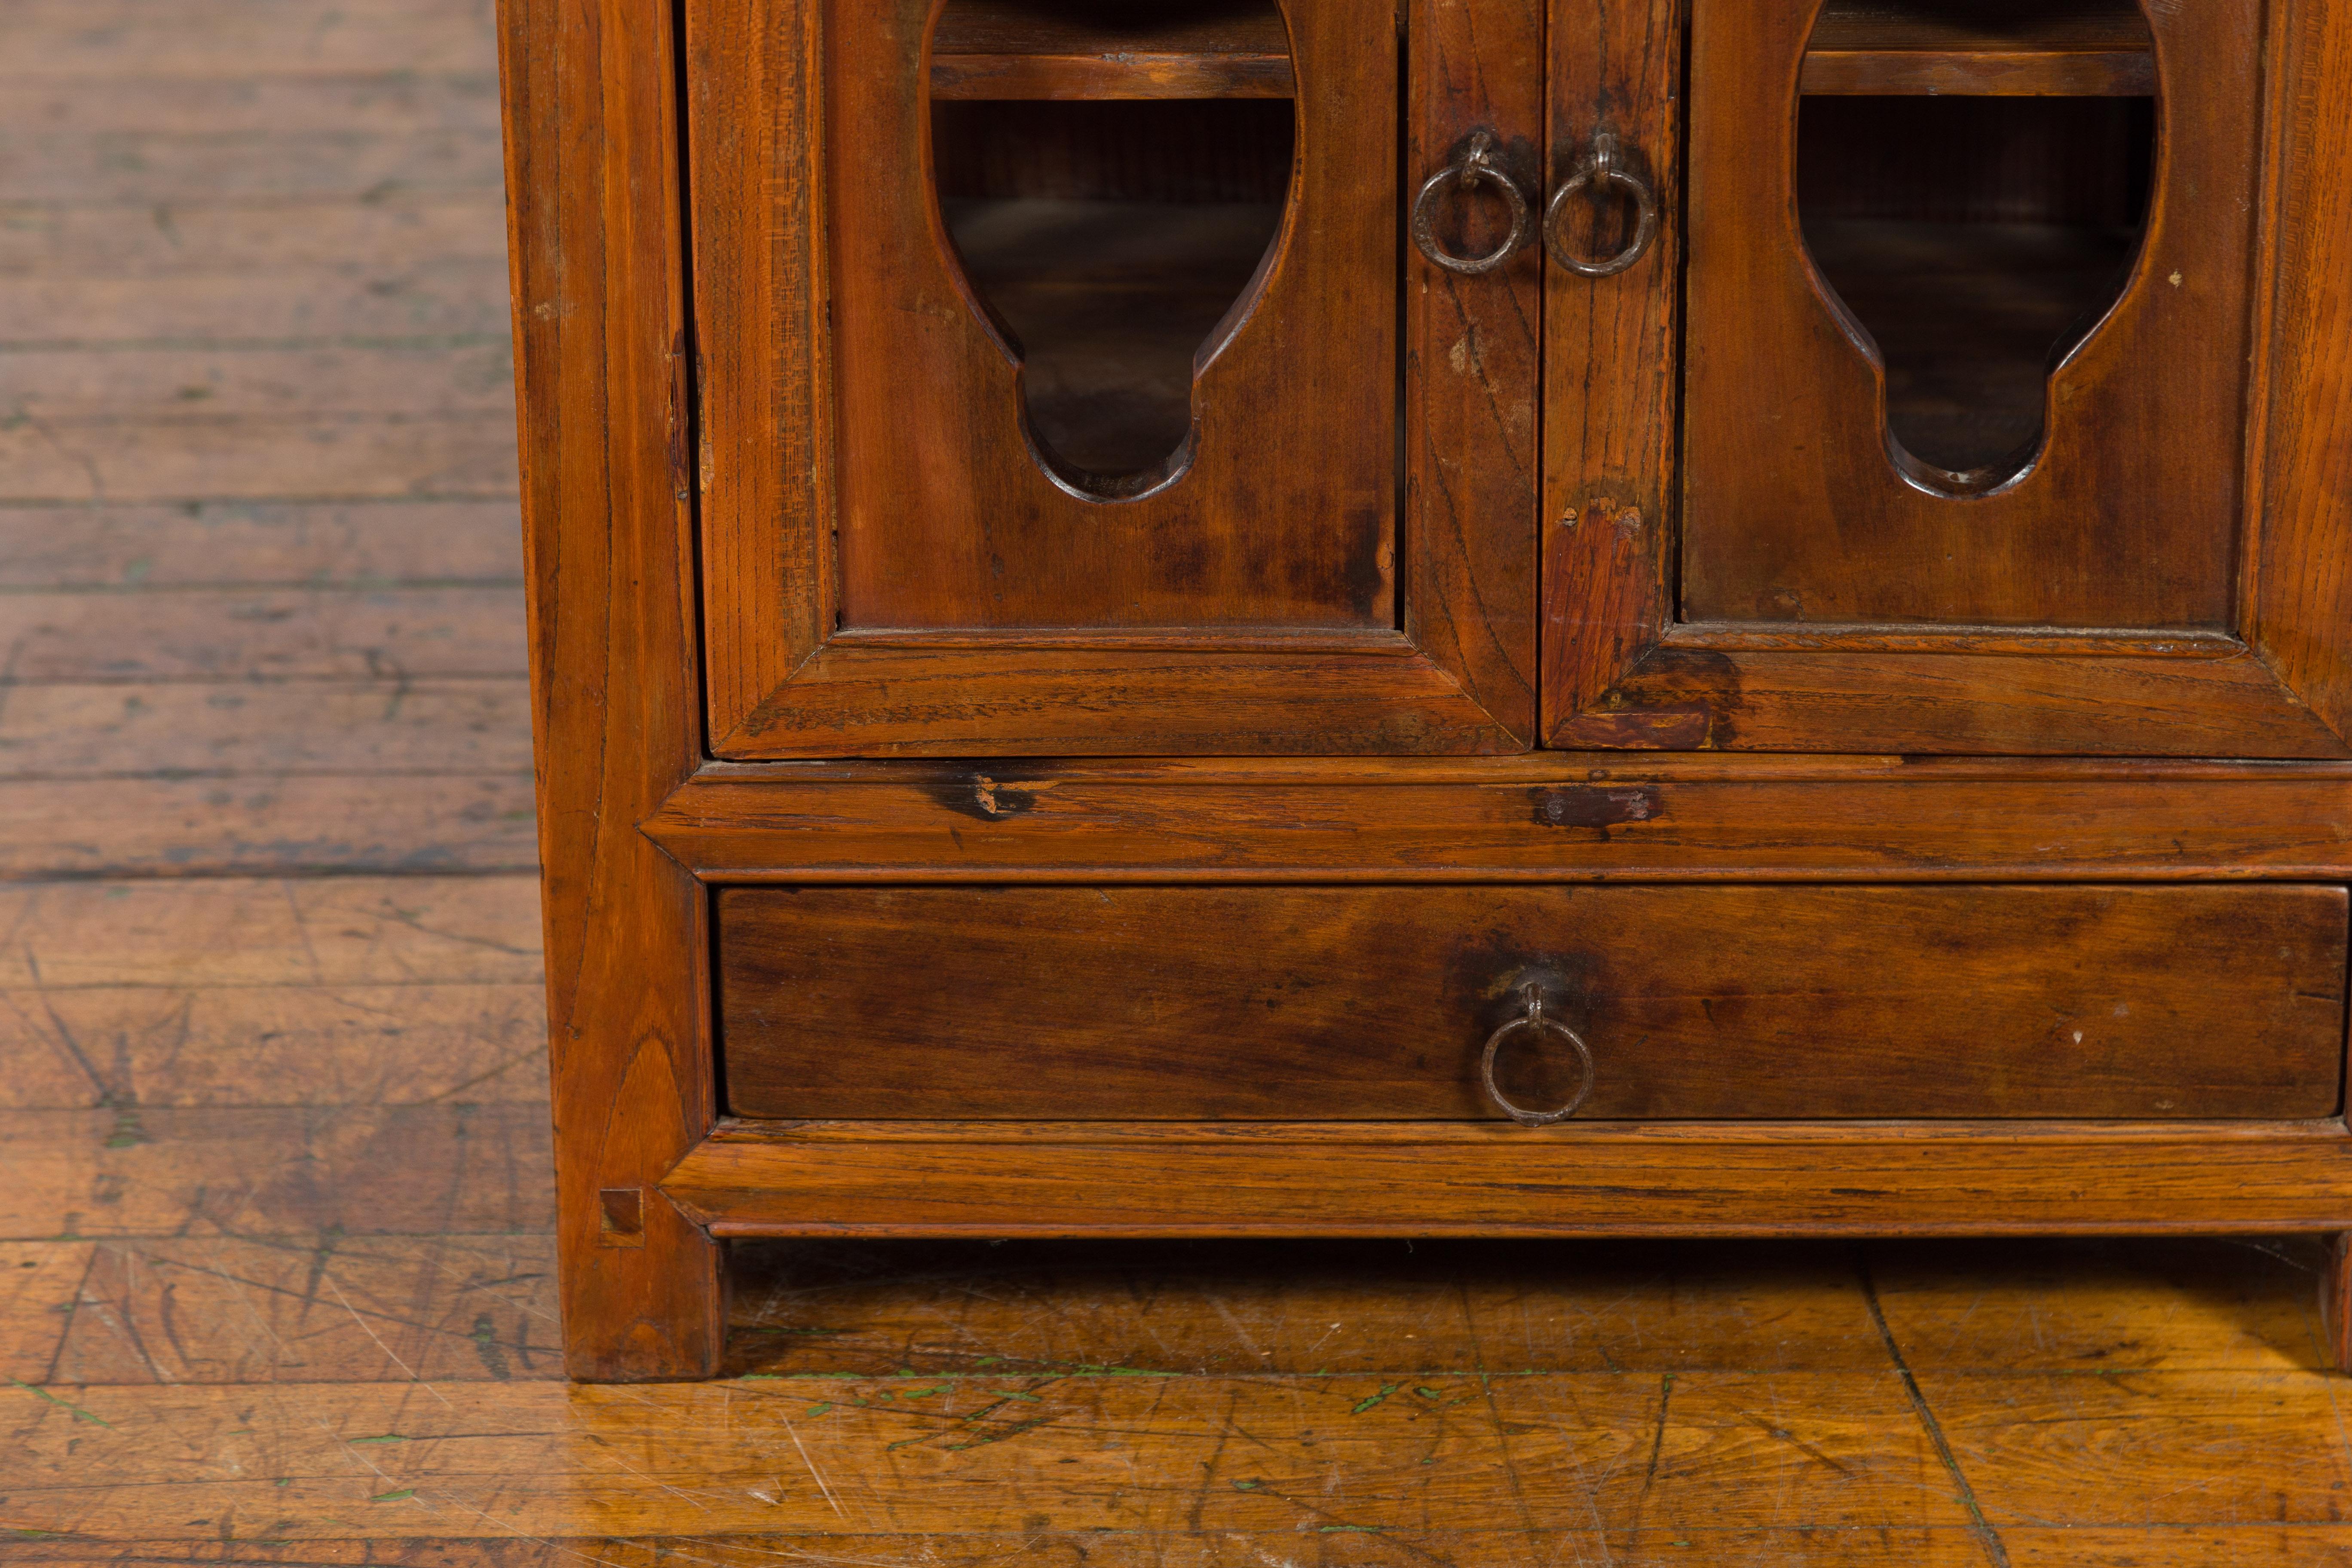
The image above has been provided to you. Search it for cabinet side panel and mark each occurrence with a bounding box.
[500,0,723,1380]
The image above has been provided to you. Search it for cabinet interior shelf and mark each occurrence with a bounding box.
[931,1,1294,101]
[934,0,2151,103]
[1804,0,2154,96]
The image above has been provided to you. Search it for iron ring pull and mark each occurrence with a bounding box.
[1478,984,1596,1127]
[1411,130,1533,276]
[1544,132,1660,279]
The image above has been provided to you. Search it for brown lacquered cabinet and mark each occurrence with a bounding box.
[497,0,2352,1378]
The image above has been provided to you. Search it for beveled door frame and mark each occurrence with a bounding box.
[686,0,1546,757]
[1541,0,2352,758]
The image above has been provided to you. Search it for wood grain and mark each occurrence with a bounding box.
[645,759,2352,882]
[1540,0,1680,735]
[3,982,549,1110]
[0,1371,1969,1538]
[1925,1369,2352,1525]
[0,875,542,989]
[44,0,2352,1544]
[0,127,501,205]
[693,0,1533,755]
[667,1121,2352,1238]
[719,883,2348,1121]
[931,0,1295,100]
[0,589,528,680]
[0,502,522,588]
[1869,1237,2336,1374]
[727,1235,1896,1375]
[0,776,536,879]
[51,1234,561,1385]
[0,1537,2040,1567]
[2321,1233,2352,1376]
[1,681,535,775]
[0,269,512,344]
[7,1531,2352,1568]
[0,198,508,277]
[7,0,499,79]
[0,74,502,138]
[1,346,518,422]
[2252,0,2352,751]
[498,0,722,1378]
[1405,0,1542,746]
[827,0,1389,621]
[1552,645,2352,757]
[1804,0,2155,95]
[0,1103,553,1240]
[724,645,1524,755]
[0,413,518,503]
[1685,0,2259,629]
[0,1242,95,1382]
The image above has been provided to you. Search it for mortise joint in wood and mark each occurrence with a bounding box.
[599,1187,648,1247]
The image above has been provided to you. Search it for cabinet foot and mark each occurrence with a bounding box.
[2322,1234,2352,1374]
[560,1194,726,1382]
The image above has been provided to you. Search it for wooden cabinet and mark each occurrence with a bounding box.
[498,0,2352,1378]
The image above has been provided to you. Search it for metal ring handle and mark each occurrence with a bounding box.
[1478,986,1596,1127]
[1543,133,1659,279]
[1411,130,1532,277]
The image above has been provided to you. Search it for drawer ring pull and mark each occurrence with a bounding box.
[1479,983,1596,1127]
[1411,130,1532,276]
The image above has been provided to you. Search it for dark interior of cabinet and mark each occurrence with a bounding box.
[928,0,1295,488]
[1797,0,2155,487]
[925,0,2157,491]
[1805,0,2156,94]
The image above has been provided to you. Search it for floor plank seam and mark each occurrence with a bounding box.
[1860,1252,2013,1568]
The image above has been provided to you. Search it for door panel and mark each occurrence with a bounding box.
[689,0,1540,756]
[1683,0,2246,628]
[833,5,1381,628]
[1542,0,2352,757]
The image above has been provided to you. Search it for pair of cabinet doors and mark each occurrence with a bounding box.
[682,0,2337,760]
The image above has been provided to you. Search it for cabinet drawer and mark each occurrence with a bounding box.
[717,885,2348,1121]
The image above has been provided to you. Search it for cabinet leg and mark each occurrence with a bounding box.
[558,1188,726,1381]
[2322,1234,2352,1374]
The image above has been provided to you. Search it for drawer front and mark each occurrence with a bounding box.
[717,885,2348,1121]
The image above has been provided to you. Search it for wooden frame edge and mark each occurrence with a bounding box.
[2247,0,2352,750]
[501,0,725,1381]
[661,1118,2352,1237]
[714,642,1532,757]
[1551,645,2352,756]
[641,763,2352,882]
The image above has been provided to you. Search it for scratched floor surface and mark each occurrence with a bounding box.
[2,1,2351,1563]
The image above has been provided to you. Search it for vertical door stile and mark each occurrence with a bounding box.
[1538,0,1684,744]
[1404,0,1546,743]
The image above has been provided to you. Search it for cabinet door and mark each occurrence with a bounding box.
[687,0,1540,756]
[1544,0,2352,757]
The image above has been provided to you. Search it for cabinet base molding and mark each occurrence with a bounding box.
[662,1120,2352,1238]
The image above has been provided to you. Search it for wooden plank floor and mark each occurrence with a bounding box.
[1,1,2349,1562]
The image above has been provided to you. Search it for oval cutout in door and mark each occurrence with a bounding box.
[1794,1,2156,496]
[928,0,1297,501]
